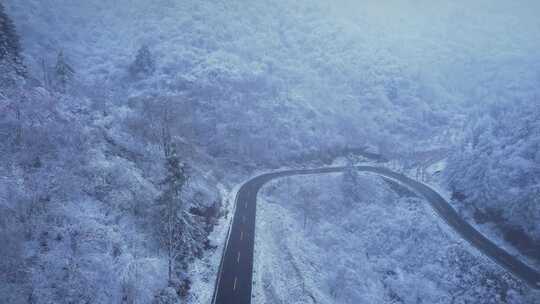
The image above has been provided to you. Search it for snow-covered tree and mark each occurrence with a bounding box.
[445,100,540,241]
[0,2,26,80]
[54,51,75,93]
[157,143,188,283]
[152,287,179,304]
[342,156,361,206]
[156,142,205,285]
[297,177,318,230]
[129,45,156,78]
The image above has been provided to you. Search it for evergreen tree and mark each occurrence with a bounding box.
[0,2,26,77]
[54,51,75,93]
[157,144,188,283]
[129,45,156,78]
[156,143,206,285]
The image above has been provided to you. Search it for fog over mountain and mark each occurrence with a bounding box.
[1,1,539,303]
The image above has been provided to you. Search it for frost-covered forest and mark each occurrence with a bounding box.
[255,173,537,303]
[1,0,539,303]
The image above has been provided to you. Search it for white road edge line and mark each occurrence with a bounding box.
[233,277,238,291]
[237,251,241,263]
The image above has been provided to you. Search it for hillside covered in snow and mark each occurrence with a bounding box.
[1,0,539,303]
[255,172,538,303]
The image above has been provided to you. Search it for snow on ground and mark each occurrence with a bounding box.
[421,161,540,272]
[253,172,538,304]
[186,182,236,304]
[397,157,539,272]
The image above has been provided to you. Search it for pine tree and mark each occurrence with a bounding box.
[156,143,206,285]
[157,144,188,283]
[54,51,75,93]
[0,2,26,77]
[129,45,156,78]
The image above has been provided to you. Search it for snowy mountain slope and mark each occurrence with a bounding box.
[9,0,540,162]
[254,173,539,303]
[2,0,540,303]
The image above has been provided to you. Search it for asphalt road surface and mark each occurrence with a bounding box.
[212,166,540,304]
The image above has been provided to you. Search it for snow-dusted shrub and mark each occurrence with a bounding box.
[129,45,156,79]
[152,287,179,304]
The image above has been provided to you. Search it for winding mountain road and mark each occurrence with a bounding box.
[212,166,540,304]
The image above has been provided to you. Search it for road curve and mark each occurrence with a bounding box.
[212,166,540,304]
